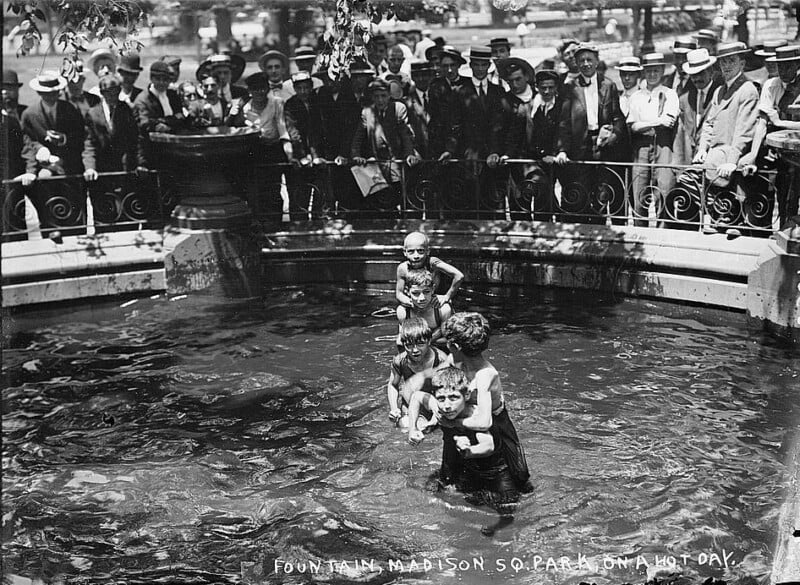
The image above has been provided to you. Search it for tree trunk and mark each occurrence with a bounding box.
[643,5,653,46]
[491,5,507,26]
[178,10,199,44]
[596,7,604,28]
[213,5,232,49]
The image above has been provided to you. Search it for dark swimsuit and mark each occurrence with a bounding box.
[392,347,447,398]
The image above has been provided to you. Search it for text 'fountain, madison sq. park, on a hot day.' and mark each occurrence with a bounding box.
[2,1,800,584]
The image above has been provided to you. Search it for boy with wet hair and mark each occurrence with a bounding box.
[396,269,452,350]
[396,230,464,309]
[407,312,533,493]
[429,366,520,535]
[387,317,448,427]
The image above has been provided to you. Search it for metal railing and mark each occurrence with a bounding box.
[2,158,779,240]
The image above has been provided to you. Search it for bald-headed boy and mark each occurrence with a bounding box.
[396,231,464,309]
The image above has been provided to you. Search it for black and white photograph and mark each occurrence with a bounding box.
[2,1,799,584]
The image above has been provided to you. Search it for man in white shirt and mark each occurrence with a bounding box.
[259,50,294,101]
[627,53,680,226]
[616,56,643,118]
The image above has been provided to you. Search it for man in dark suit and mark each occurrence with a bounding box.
[351,79,418,216]
[451,46,506,218]
[503,69,563,220]
[554,43,626,224]
[133,60,184,169]
[19,72,86,186]
[198,53,249,104]
[2,69,27,120]
[82,73,139,180]
[117,53,144,106]
[285,72,324,220]
[662,37,697,96]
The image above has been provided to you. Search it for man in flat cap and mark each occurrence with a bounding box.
[351,79,418,216]
[133,60,184,169]
[555,43,626,223]
[502,69,564,220]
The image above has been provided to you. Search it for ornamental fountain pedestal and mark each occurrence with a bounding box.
[746,126,800,343]
[149,127,262,297]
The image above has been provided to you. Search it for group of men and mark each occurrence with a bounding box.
[3,28,799,229]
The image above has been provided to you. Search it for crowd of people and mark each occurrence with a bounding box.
[2,28,799,230]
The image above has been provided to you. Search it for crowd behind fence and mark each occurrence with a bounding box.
[1,157,780,242]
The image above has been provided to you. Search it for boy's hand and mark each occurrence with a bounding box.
[408,429,425,445]
[454,435,471,452]
[388,408,401,422]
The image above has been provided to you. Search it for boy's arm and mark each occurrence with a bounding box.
[387,365,403,422]
[453,432,495,458]
[407,392,435,444]
[430,257,464,305]
[458,370,495,431]
[395,264,413,307]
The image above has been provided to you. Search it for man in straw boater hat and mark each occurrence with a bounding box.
[663,37,697,95]
[627,53,680,227]
[259,49,293,101]
[673,48,722,168]
[19,71,85,186]
[501,68,564,221]
[198,53,248,103]
[554,42,626,224]
[671,42,760,231]
[753,39,788,83]
[450,46,507,218]
[292,46,323,90]
[86,47,118,97]
[616,56,643,118]
[740,45,800,228]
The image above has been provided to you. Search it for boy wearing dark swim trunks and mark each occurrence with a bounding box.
[387,317,448,428]
[407,312,533,494]
[426,366,520,535]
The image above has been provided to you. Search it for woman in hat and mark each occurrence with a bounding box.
[19,72,86,186]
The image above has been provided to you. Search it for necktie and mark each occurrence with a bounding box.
[270,83,283,94]
[578,76,591,87]
[107,105,115,132]
[698,89,706,120]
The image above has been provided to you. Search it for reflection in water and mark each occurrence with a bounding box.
[2,286,798,584]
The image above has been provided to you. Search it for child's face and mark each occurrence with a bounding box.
[403,244,428,268]
[408,284,433,310]
[403,339,431,362]
[435,388,467,420]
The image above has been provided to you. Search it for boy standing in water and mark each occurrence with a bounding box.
[387,318,448,428]
[396,231,464,309]
[396,269,452,349]
[426,366,520,535]
[407,312,533,493]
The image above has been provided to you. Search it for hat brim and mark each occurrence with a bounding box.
[642,62,667,68]
[672,47,693,54]
[439,50,466,66]
[258,51,290,75]
[29,77,67,92]
[88,51,118,74]
[197,54,246,83]
[495,57,535,82]
[118,65,143,73]
[717,49,751,59]
[424,46,443,60]
[616,65,643,72]
[683,55,717,75]
[574,47,599,56]
[767,54,800,63]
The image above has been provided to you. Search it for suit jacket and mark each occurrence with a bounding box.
[662,69,695,97]
[520,97,562,159]
[132,87,184,166]
[121,85,144,106]
[351,102,414,160]
[698,74,759,163]
[453,79,505,157]
[2,111,26,179]
[316,85,361,159]
[427,76,465,156]
[404,89,429,158]
[673,78,721,165]
[21,98,86,175]
[82,101,139,172]
[556,74,625,161]
[62,90,101,118]
[285,95,322,159]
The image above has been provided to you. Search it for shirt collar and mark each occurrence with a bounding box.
[515,85,534,103]
[725,71,743,89]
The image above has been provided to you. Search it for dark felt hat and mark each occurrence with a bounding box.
[410,61,435,74]
[3,69,22,87]
[244,71,269,90]
[439,46,466,65]
[489,37,511,48]
[534,69,559,84]
[118,53,143,73]
[495,57,535,81]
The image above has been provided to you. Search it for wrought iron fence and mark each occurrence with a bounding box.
[1,158,779,240]
[1,171,173,242]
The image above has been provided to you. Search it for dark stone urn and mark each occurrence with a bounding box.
[149,126,259,230]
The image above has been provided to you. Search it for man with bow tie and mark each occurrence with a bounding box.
[554,43,626,224]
